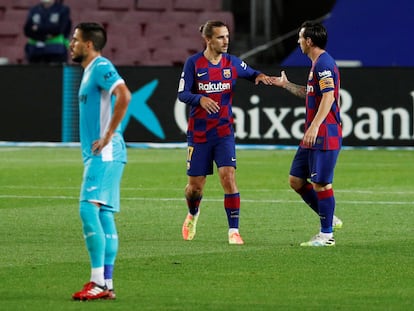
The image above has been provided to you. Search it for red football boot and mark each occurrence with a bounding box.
[72,282,110,301]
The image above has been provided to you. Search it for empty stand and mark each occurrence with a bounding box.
[0,0,234,65]
[0,21,20,36]
[150,47,187,66]
[3,8,28,25]
[110,46,152,66]
[107,23,144,40]
[159,11,199,26]
[64,0,98,11]
[135,0,173,11]
[171,36,203,54]
[0,0,12,11]
[144,21,181,41]
[197,11,234,33]
[0,45,25,64]
[98,0,133,11]
[106,23,146,53]
[11,0,36,10]
[173,0,222,11]
[78,10,121,28]
[119,10,161,25]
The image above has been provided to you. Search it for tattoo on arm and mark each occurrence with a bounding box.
[285,82,307,99]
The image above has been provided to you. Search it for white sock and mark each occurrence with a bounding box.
[90,267,105,287]
[105,279,113,290]
[320,232,333,239]
[228,228,239,235]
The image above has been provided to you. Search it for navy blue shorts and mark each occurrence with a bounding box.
[289,147,340,184]
[187,135,236,176]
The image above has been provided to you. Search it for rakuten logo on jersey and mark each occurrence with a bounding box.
[198,81,231,93]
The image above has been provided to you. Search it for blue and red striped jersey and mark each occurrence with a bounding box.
[304,52,342,150]
[178,52,261,143]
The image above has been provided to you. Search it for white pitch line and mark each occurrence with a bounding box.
[0,194,412,205]
[2,185,414,195]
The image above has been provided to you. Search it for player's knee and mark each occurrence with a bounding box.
[220,176,237,193]
[79,201,99,235]
[185,184,203,199]
[314,183,331,192]
[289,175,303,191]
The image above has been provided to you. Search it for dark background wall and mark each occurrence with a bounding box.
[1,65,413,147]
[0,65,62,141]
[224,0,414,67]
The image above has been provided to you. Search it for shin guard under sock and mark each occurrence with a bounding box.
[224,193,240,229]
[317,188,335,233]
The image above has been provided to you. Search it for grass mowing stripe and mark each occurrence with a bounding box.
[1,194,413,205]
[0,147,413,310]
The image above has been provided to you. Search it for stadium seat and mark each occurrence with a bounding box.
[150,47,188,66]
[173,0,222,12]
[0,45,25,64]
[79,10,120,29]
[106,22,144,38]
[159,11,199,26]
[64,0,98,11]
[0,21,20,36]
[119,10,161,28]
[111,47,152,66]
[171,36,203,54]
[197,11,235,33]
[0,0,12,10]
[106,23,145,50]
[143,37,171,52]
[144,21,180,40]
[11,0,36,10]
[3,9,27,27]
[0,0,235,66]
[135,0,173,11]
[105,33,128,53]
[181,22,203,37]
[98,0,133,11]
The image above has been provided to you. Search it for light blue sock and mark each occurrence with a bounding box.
[99,210,118,281]
[79,201,105,268]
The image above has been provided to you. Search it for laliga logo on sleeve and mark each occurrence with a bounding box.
[120,79,165,139]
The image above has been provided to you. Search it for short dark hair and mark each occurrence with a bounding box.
[199,20,228,38]
[75,22,107,51]
[300,21,328,49]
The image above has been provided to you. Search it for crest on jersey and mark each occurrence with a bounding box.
[223,69,232,79]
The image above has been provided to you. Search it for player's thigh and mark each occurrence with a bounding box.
[289,147,311,179]
[187,143,214,176]
[81,159,125,211]
[309,149,340,184]
[214,135,237,169]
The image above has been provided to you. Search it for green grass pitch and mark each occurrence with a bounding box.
[0,147,413,310]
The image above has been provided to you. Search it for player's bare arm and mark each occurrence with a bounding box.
[271,70,307,99]
[254,73,274,85]
[92,83,131,154]
[199,96,220,114]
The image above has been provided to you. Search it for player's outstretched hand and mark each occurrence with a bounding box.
[271,70,289,88]
[255,73,274,85]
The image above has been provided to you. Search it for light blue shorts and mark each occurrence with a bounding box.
[80,158,125,212]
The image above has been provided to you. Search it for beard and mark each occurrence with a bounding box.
[71,54,83,63]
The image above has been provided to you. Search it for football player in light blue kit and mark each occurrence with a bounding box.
[70,22,131,301]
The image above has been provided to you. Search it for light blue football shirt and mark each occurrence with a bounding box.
[78,56,127,163]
